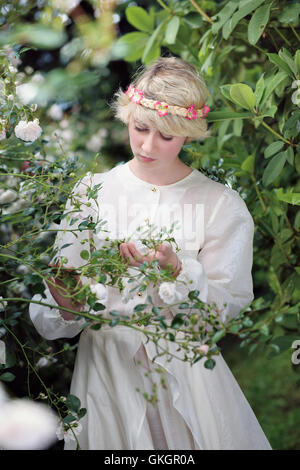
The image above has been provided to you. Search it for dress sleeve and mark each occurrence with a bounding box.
[159,188,254,324]
[29,174,97,340]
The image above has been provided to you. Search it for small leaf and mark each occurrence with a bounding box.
[80,250,89,260]
[241,154,255,173]
[262,151,287,186]
[126,6,154,33]
[165,16,180,45]
[264,141,284,159]
[0,372,15,382]
[66,394,81,413]
[229,84,256,111]
[204,358,216,370]
[248,4,271,45]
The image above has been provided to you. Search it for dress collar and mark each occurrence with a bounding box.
[117,161,198,189]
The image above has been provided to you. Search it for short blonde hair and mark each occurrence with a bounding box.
[111,56,211,141]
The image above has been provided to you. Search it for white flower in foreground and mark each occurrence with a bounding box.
[47,104,63,121]
[56,420,82,443]
[0,189,17,204]
[14,118,42,142]
[0,129,6,140]
[0,399,58,450]
[158,282,183,305]
[90,283,107,302]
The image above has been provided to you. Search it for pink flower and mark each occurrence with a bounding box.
[201,105,210,118]
[198,344,209,355]
[125,85,143,104]
[154,101,168,116]
[186,105,197,120]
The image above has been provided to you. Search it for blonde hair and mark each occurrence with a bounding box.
[111,56,211,141]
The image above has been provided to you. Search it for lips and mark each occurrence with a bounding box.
[140,155,155,162]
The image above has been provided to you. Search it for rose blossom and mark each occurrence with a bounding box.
[90,283,108,302]
[158,282,183,305]
[14,118,42,142]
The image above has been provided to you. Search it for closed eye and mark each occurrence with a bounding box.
[134,126,173,141]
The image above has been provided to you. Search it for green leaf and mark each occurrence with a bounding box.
[125,6,154,33]
[229,83,256,111]
[142,21,165,64]
[204,358,216,370]
[66,394,81,413]
[279,48,298,77]
[260,71,289,108]
[264,141,285,159]
[207,109,253,122]
[165,16,180,44]
[0,372,15,382]
[262,151,287,187]
[115,32,149,62]
[267,53,294,77]
[278,3,300,24]
[276,188,300,206]
[222,0,265,40]
[255,73,265,107]
[248,4,271,45]
[211,329,226,344]
[80,250,89,260]
[241,154,255,173]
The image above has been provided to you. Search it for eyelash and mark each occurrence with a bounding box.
[134,126,173,141]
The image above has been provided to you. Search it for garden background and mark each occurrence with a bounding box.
[0,0,299,450]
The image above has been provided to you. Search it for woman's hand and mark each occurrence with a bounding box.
[119,242,179,274]
[45,266,85,321]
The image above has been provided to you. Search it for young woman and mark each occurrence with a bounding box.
[29,57,271,450]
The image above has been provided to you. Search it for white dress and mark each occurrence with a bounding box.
[29,161,272,450]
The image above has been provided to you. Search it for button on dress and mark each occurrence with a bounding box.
[29,161,272,450]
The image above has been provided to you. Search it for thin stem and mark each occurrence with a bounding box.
[290,25,300,43]
[261,121,292,145]
[156,0,172,13]
[272,26,291,46]
[188,0,213,24]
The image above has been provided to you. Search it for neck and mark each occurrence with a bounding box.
[129,158,193,186]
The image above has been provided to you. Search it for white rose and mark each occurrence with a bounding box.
[0,189,17,204]
[47,104,63,120]
[158,282,183,305]
[90,283,107,302]
[0,399,58,450]
[14,119,42,142]
[36,356,58,369]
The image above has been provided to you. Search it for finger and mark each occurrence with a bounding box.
[121,244,136,265]
[127,243,144,263]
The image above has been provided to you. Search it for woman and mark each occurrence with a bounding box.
[30,56,271,450]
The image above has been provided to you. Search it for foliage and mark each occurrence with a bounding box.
[0,0,299,449]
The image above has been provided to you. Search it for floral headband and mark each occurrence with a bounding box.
[125,84,210,120]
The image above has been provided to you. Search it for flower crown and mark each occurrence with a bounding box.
[125,84,210,120]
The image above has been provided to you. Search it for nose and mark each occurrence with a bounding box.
[141,132,156,156]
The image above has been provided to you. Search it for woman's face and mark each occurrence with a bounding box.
[128,115,186,168]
